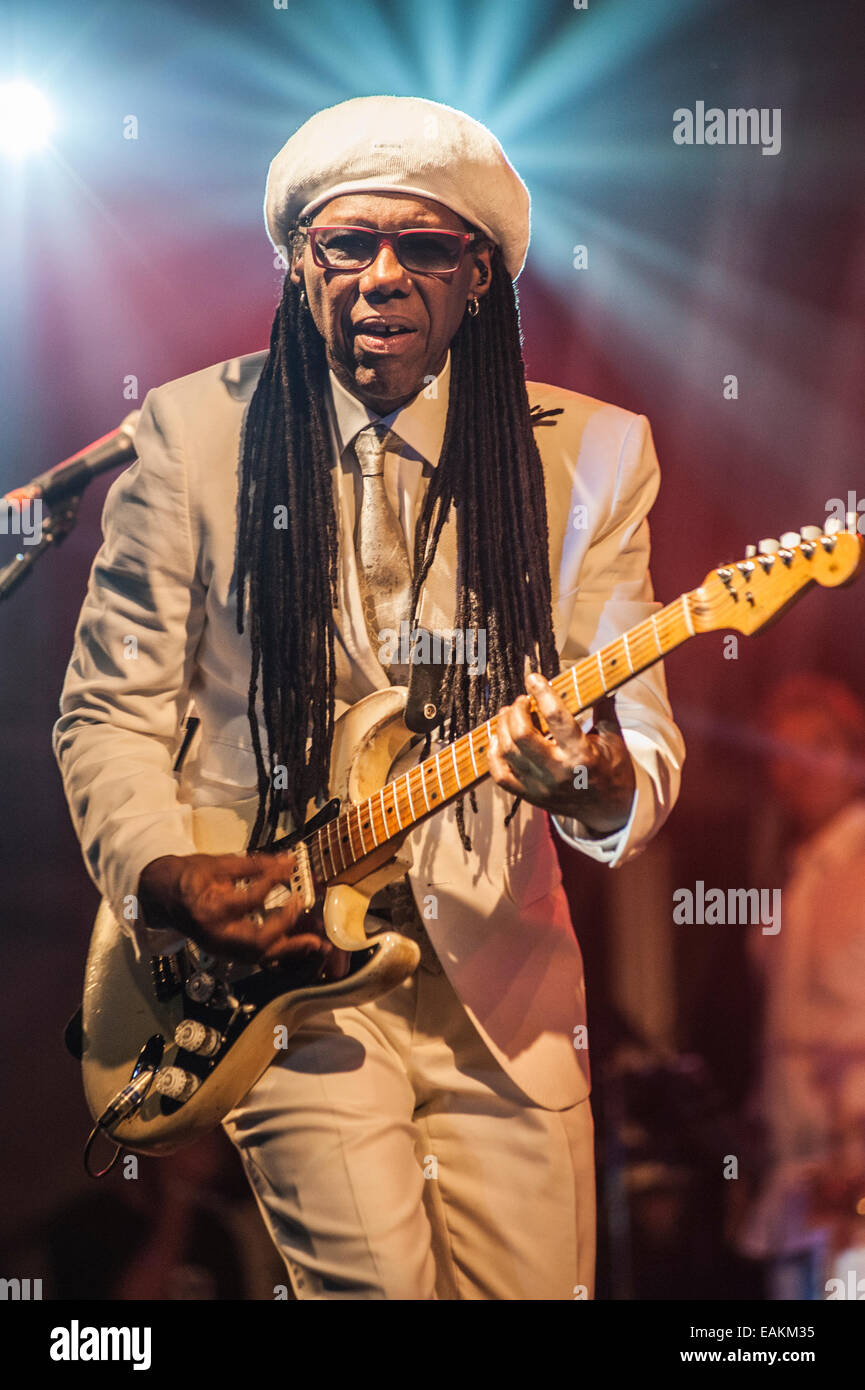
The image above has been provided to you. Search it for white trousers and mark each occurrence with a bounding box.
[222,921,596,1301]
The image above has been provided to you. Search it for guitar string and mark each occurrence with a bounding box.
[297,544,833,886]
[305,589,699,884]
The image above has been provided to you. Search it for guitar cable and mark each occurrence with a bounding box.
[83,1039,163,1178]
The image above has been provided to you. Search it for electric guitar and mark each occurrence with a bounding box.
[79,525,864,1162]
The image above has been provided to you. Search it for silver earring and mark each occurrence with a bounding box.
[299,286,307,308]
[467,296,480,318]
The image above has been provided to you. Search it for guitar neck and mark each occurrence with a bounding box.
[303,590,697,887]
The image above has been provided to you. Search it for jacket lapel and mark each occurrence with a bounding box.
[414,493,459,639]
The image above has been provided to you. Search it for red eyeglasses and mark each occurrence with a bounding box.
[306,226,480,276]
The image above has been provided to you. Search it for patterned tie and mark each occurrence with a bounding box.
[352,423,413,682]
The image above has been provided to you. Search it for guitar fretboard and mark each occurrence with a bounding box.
[303,591,696,885]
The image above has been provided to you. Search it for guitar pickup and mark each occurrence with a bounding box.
[151,952,184,1001]
[264,840,316,912]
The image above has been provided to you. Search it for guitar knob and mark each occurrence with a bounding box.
[744,543,757,559]
[185,971,215,1003]
[757,538,780,554]
[174,1019,221,1057]
[800,525,823,540]
[154,1066,200,1101]
[779,531,800,548]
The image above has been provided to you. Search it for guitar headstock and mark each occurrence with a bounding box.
[691,524,865,635]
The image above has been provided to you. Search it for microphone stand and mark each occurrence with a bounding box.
[0,414,139,602]
[0,496,81,601]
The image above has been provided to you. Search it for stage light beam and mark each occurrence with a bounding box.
[0,80,55,159]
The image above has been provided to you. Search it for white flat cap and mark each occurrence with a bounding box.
[264,95,530,279]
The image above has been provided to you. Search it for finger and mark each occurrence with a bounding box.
[502,694,537,740]
[210,851,298,896]
[214,899,319,962]
[488,764,528,797]
[526,673,585,746]
[487,731,530,797]
[492,727,591,811]
[593,694,622,728]
[498,708,571,784]
[509,696,569,766]
[210,852,280,879]
[200,874,292,923]
[259,933,329,967]
[257,903,331,965]
[495,700,536,764]
[594,719,622,741]
[258,848,301,875]
[206,855,300,920]
[253,895,313,940]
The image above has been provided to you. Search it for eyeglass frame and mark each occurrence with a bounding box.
[303,224,484,277]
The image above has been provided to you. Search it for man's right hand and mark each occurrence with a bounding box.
[137,850,333,970]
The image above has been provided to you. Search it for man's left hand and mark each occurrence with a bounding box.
[487,672,636,836]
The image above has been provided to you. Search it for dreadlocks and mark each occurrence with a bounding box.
[236,241,559,852]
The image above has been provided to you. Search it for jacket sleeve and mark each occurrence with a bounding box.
[53,385,207,950]
[551,412,686,867]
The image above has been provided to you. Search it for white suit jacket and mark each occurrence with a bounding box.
[53,350,685,1111]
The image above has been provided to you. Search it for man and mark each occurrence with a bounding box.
[738,673,865,1299]
[54,96,685,1299]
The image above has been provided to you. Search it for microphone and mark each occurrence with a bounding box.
[3,410,140,510]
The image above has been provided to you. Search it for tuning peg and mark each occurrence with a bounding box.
[779,531,800,548]
[758,538,780,554]
[825,517,843,536]
[800,525,823,541]
[745,543,757,559]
